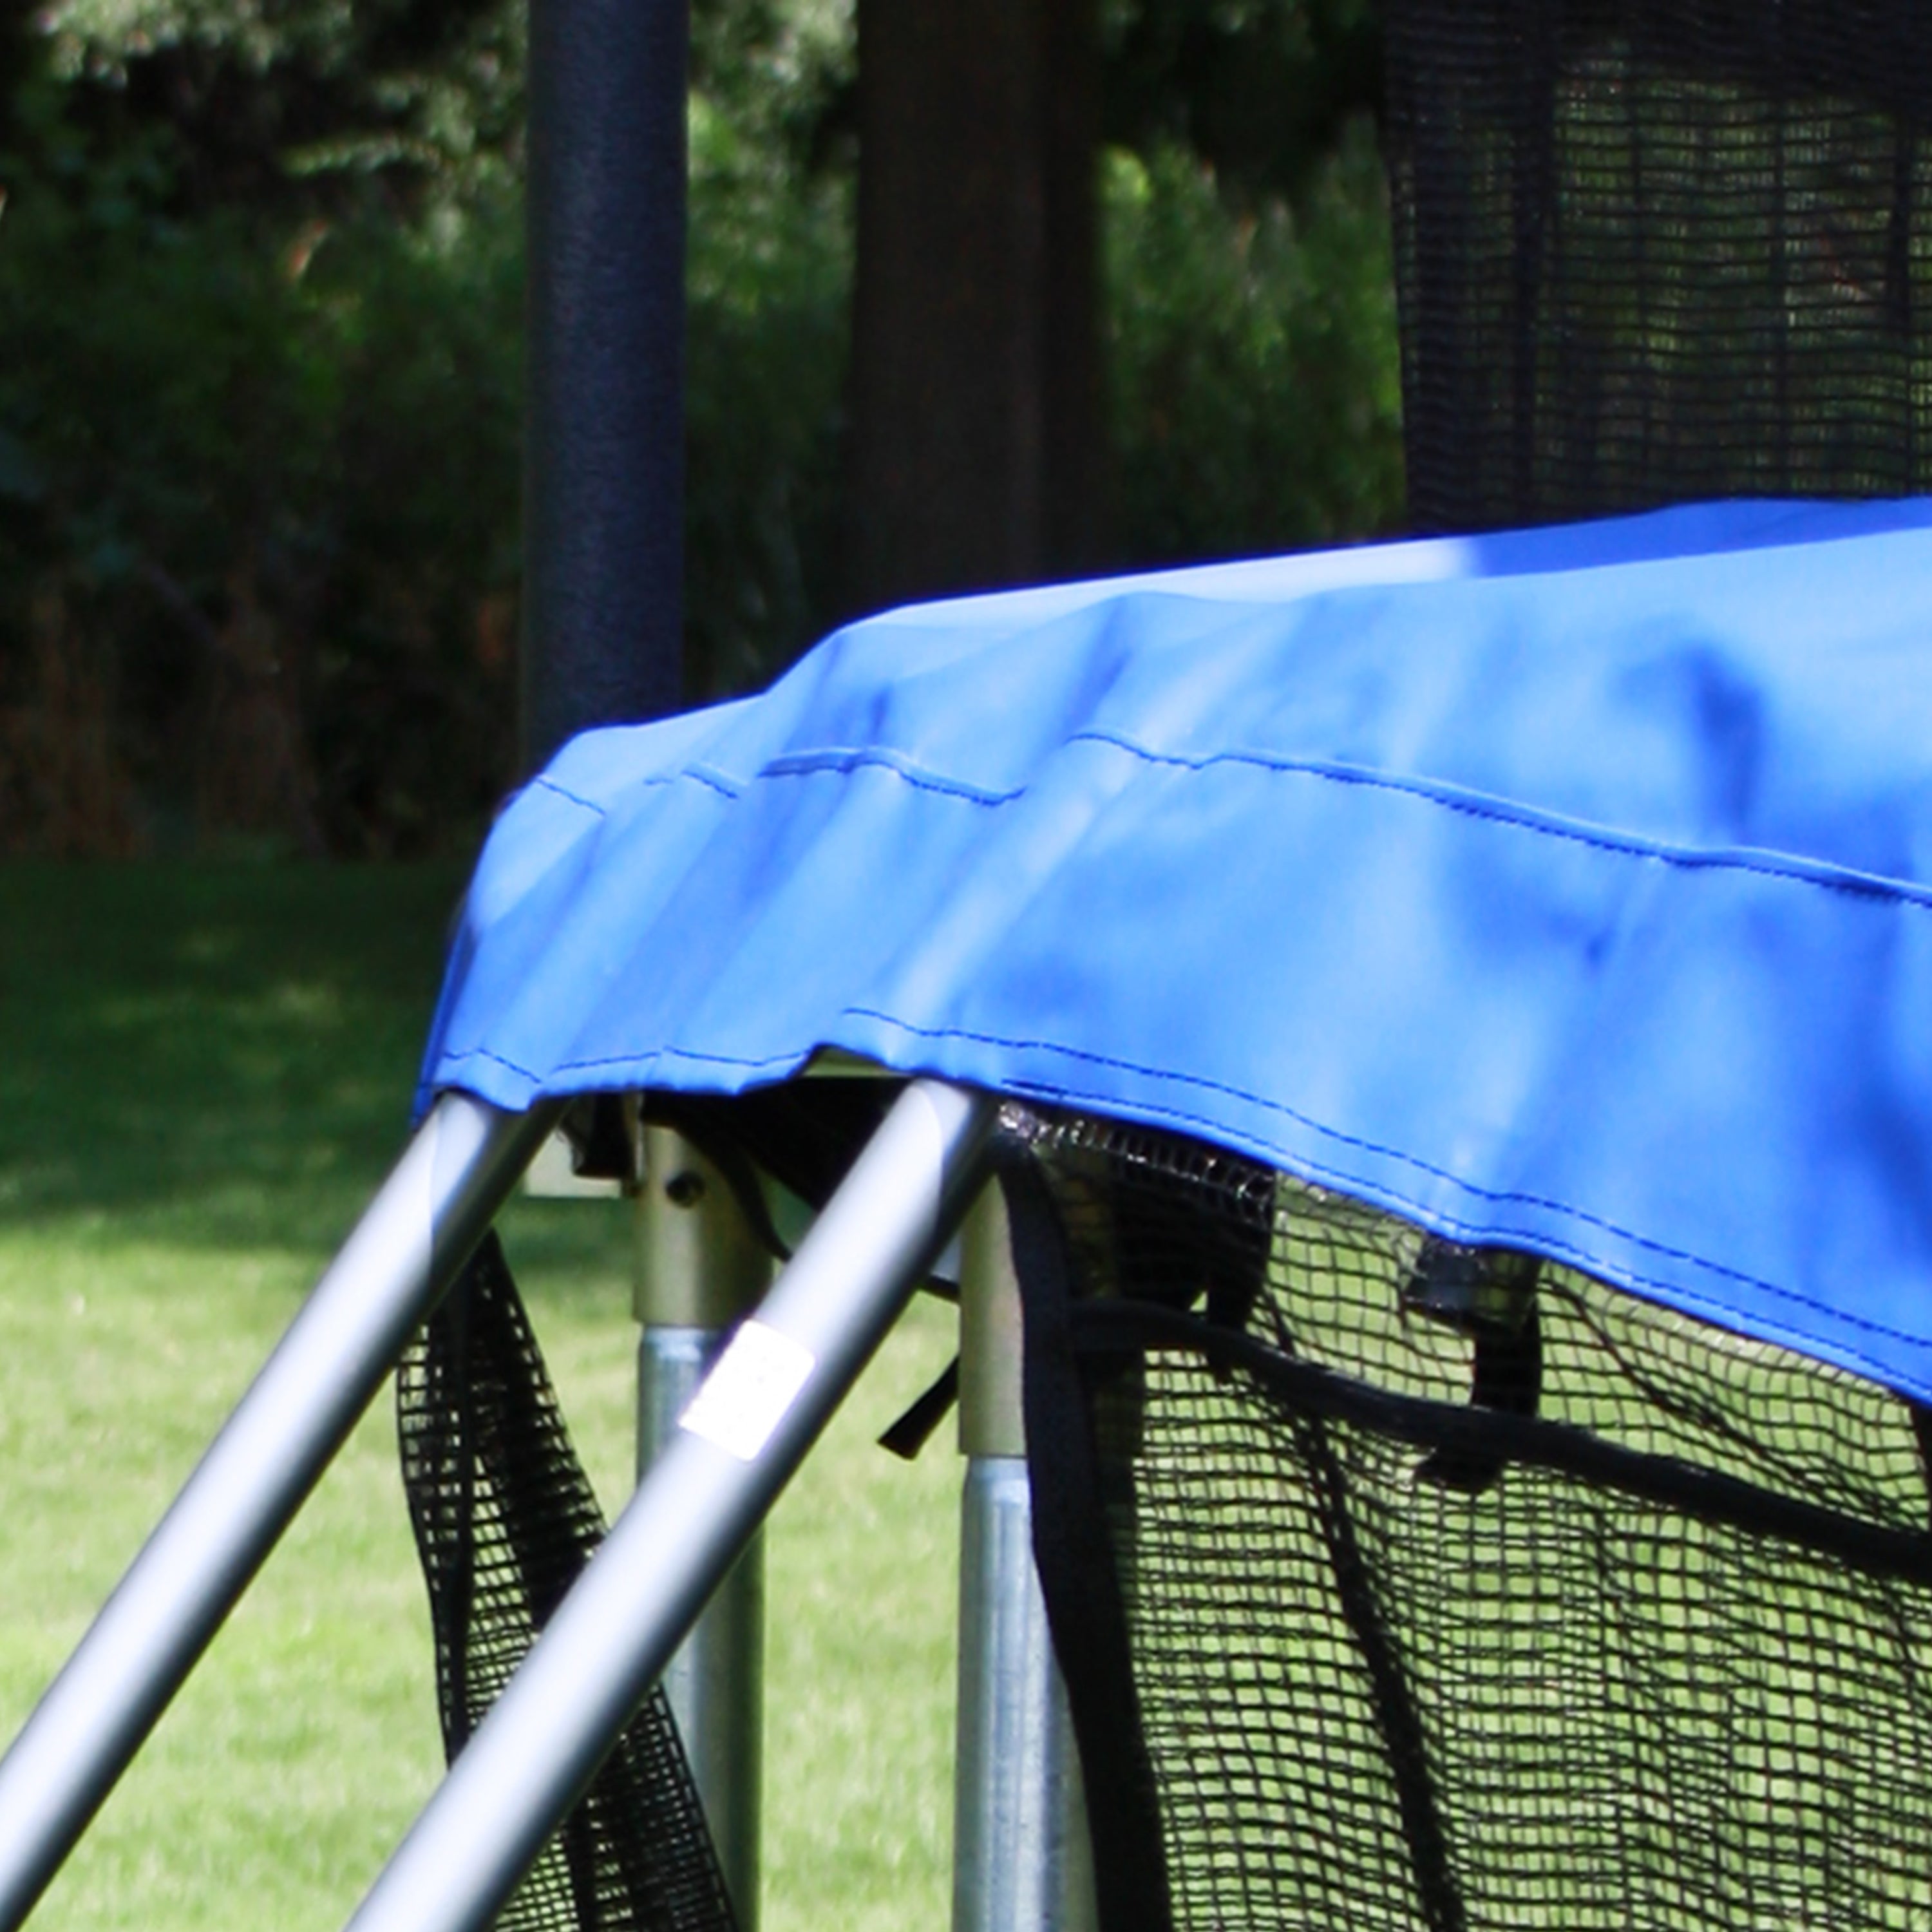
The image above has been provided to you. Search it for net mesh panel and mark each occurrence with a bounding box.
[1009,1106,1932,1932]
[396,1231,739,1932]
[1382,0,1932,532]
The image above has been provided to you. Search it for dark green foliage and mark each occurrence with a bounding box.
[0,85,526,855]
[683,5,854,700]
[1102,0,1383,209]
[687,0,1404,662]
[0,0,1403,856]
[0,0,526,857]
[1106,118,1405,565]
[41,0,526,216]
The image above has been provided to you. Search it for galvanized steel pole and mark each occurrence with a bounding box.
[634,1126,772,1930]
[951,1188,1098,1932]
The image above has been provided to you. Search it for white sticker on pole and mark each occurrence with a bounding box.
[679,1320,817,1463]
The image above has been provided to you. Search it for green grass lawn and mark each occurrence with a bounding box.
[0,861,961,1932]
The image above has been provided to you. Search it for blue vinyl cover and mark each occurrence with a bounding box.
[424,497,1932,1402]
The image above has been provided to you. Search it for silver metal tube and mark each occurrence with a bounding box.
[952,1189,1097,1932]
[636,1329,765,1930]
[0,1090,557,1932]
[634,1124,775,1928]
[952,1458,1097,1932]
[344,1077,997,1932]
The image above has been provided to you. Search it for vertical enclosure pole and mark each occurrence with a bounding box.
[952,1188,1097,1932]
[522,0,688,767]
[635,1126,771,1929]
[0,1092,558,1932]
[526,0,727,1882]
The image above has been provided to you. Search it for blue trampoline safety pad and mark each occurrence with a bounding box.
[425,497,1932,1403]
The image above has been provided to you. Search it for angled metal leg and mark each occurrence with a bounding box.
[0,1090,558,1932]
[343,1077,997,1932]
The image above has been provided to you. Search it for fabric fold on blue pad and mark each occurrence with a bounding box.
[422,496,1932,1403]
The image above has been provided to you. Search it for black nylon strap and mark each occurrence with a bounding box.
[1075,1298,1932,1587]
[1282,1405,1467,1932]
[877,1354,960,1461]
[1003,1155,1175,1932]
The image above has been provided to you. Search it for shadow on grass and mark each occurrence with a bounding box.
[0,860,473,1255]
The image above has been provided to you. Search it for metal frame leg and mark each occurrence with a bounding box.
[634,1125,773,1930]
[952,1188,1098,1932]
[343,1077,997,1932]
[0,1090,558,1932]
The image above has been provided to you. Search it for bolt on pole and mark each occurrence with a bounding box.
[634,1122,772,1929]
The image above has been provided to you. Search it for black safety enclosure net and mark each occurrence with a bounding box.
[391,1088,891,1932]
[1383,0,1932,531]
[1004,1104,1932,1932]
[396,1231,739,1932]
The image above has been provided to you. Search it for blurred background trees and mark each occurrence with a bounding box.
[0,0,1403,859]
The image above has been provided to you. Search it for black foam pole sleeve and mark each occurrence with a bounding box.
[522,0,689,772]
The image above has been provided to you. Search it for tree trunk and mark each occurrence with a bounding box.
[846,0,1102,617]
